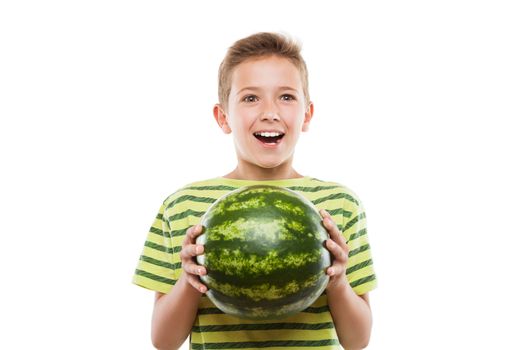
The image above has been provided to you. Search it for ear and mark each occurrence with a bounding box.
[301,102,314,132]
[213,104,232,134]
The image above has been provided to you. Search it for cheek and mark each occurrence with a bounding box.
[234,111,257,129]
[229,117,253,137]
[284,114,305,131]
[283,105,305,120]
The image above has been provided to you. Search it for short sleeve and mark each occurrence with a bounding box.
[342,190,378,295]
[132,201,179,294]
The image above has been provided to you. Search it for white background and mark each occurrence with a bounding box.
[1,1,524,349]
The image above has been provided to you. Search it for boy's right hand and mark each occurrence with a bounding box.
[180,224,208,294]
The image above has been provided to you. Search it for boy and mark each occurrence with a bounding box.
[133,32,377,350]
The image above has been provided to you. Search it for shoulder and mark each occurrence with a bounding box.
[160,177,228,208]
[306,177,362,206]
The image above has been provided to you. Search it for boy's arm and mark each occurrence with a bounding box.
[151,225,208,350]
[321,210,373,350]
[151,274,201,349]
[326,285,372,349]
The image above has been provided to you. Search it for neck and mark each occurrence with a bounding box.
[223,162,303,181]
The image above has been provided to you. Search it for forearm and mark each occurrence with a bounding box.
[326,281,372,350]
[151,272,202,350]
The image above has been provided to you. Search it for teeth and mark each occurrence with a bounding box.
[255,132,283,137]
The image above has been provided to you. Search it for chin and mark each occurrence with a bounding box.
[255,159,289,169]
[259,164,282,169]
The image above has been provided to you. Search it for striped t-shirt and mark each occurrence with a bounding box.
[133,176,377,349]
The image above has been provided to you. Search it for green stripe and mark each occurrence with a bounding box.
[144,241,181,254]
[168,209,204,221]
[343,212,366,232]
[348,244,370,258]
[135,269,176,285]
[312,192,358,206]
[198,307,224,315]
[302,305,330,313]
[198,305,331,315]
[192,322,334,333]
[166,194,217,210]
[346,259,373,275]
[347,228,367,243]
[287,185,341,192]
[184,184,337,193]
[170,227,188,237]
[191,339,339,349]
[350,274,376,288]
[186,185,237,191]
[149,226,164,236]
[139,255,180,270]
[326,208,353,219]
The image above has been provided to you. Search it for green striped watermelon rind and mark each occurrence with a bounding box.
[196,185,331,320]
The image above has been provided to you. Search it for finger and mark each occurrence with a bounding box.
[182,226,193,245]
[327,223,347,248]
[183,225,202,245]
[180,243,204,259]
[320,210,337,232]
[325,239,348,262]
[322,216,342,240]
[188,224,203,240]
[182,260,207,276]
[322,216,338,233]
[186,273,208,293]
[326,263,345,277]
[320,211,346,247]
[320,209,331,220]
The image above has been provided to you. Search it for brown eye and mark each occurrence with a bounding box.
[243,95,258,103]
[281,94,296,101]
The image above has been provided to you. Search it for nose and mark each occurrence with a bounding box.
[261,111,280,121]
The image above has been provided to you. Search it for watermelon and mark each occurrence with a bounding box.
[196,185,331,320]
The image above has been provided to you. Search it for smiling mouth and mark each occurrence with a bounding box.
[253,132,285,144]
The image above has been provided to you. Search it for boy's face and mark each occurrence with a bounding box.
[214,55,313,171]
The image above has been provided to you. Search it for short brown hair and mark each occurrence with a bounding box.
[218,32,310,111]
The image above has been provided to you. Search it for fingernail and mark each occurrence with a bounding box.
[196,245,203,254]
[200,286,207,293]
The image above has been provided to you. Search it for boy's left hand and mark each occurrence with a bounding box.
[320,209,349,290]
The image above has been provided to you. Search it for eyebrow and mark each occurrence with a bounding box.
[235,86,299,96]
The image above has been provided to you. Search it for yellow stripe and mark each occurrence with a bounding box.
[192,347,339,350]
[142,232,169,246]
[197,311,335,326]
[353,279,378,295]
[348,264,375,282]
[347,247,374,269]
[170,235,184,248]
[136,258,177,278]
[191,328,338,343]
[198,294,329,309]
[132,274,173,294]
[141,245,175,262]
